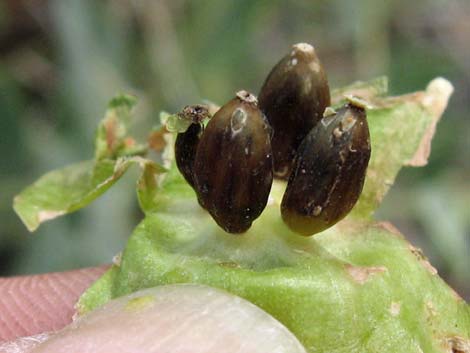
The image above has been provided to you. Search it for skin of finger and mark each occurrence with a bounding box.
[0,333,51,353]
[0,266,108,343]
[28,284,307,353]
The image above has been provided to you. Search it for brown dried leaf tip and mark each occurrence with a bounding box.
[281,101,371,236]
[259,43,331,179]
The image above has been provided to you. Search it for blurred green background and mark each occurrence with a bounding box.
[0,0,468,299]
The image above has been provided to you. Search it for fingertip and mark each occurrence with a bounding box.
[30,284,307,353]
[0,266,109,342]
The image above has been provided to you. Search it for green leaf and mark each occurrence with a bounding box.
[13,159,127,232]
[352,78,454,217]
[13,93,166,231]
[135,157,167,213]
[13,156,165,232]
[331,76,388,105]
[79,211,470,352]
[160,111,193,133]
[78,78,469,352]
[94,94,146,160]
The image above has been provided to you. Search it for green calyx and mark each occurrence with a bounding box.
[13,77,470,352]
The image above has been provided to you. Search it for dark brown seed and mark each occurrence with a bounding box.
[281,102,371,236]
[175,123,202,187]
[174,105,210,187]
[259,43,331,179]
[193,91,273,233]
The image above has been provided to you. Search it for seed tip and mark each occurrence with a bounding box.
[292,42,315,54]
[236,90,258,104]
[344,95,373,110]
[180,104,210,124]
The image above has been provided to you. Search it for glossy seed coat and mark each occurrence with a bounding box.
[281,102,371,236]
[193,91,273,233]
[175,123,202,187]
[258,43,331,179]
[175,105,210,187]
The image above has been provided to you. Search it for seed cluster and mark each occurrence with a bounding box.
[175,43,371,236]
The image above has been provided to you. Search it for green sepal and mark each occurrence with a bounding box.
[13,94,164,231]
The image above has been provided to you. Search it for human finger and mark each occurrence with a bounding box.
[20,284,307,353]
[0,266,108,343]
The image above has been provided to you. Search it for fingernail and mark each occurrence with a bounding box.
[29,285,306,353]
